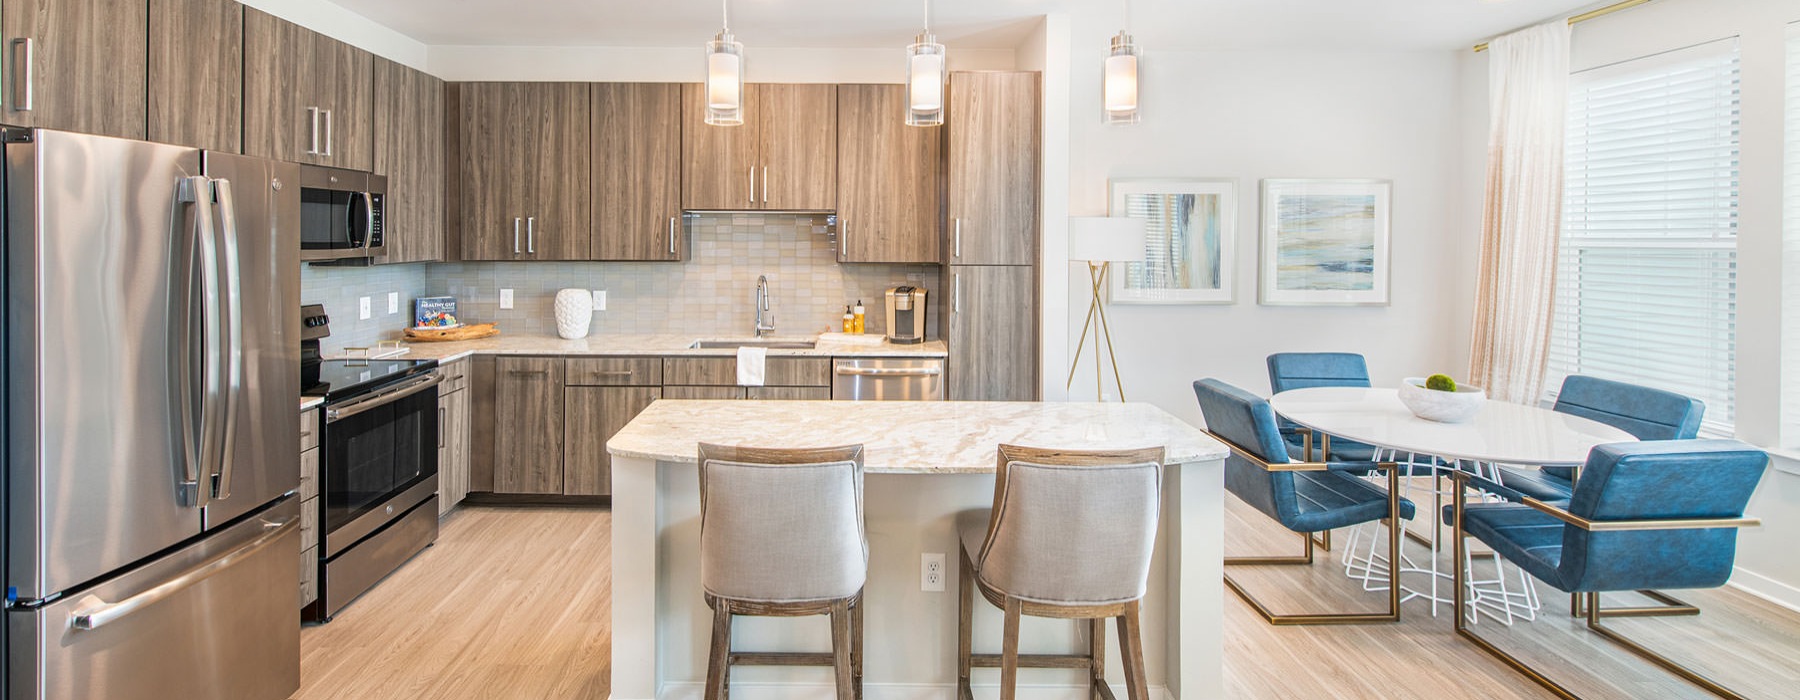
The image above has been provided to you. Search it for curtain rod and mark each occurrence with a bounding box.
[1472,0,1654,52]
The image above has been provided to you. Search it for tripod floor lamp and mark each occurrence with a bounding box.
[1066,216,1146,401]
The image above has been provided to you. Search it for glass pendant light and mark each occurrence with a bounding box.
[1103,0,1139,125]
[905,0,945,127]
[705,0,744,126]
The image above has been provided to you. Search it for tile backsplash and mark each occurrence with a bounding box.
[300,214,941,352]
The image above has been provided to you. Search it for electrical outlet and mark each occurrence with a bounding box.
[592,290,607,311]
[358,296,371,320]
[499,289,514,310]
[387,292,399,314]
[921,553,946,592]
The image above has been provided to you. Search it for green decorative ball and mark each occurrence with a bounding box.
[1425,374,1458,392]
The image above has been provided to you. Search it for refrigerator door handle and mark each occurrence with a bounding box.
[211,178,244,500]
[195,179,226,503]
[173,176,214,508]
[69,516,300,631]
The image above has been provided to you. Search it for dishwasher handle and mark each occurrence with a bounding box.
[834,366,943,377]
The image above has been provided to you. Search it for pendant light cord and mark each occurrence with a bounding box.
[1123,0,1132,33]
[722,0,730,33]
[923,0,930,33]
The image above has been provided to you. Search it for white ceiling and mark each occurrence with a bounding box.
[331,0,1608,51]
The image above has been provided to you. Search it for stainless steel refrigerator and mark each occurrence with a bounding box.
[3,129,302,700]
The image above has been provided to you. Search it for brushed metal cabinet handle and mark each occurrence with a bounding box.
[748,167,755,204]
[840,217,848,259]
[10,38,32,111]
[321,109,334,157]
[304,107,319,155]
[509,370,550,376]
[512,217,521,254]
[761,166,769,204]
[953,218,962,259]
[668,216,678,255]
[439,407,446,448]
[527,217,536,254]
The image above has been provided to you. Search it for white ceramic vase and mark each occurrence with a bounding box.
[554,288,593,339]
[1397,377,1487,423]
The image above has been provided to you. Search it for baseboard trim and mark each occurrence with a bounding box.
[1729,566,1800,614]
[643,681,1174,700]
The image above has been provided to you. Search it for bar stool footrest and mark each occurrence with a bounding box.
[967,652,1099,669]
[729,651,838,667]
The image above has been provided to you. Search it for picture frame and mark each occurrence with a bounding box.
[1258,179,1392,306]
[1107,178,1238,304]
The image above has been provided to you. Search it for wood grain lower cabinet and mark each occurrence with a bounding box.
[662,385,747,400]
[946,265,1038,401]
[493,357,566,494]
[374,58,445,264]
[299,408,319,607]
[747,386,832,400]
[564,386,660,496]
[148,0,241,151]
[837,84,939,263]
[437,367,471,516]
[2,0,148,139]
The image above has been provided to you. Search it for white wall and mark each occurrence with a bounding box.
[1058,8,1473,425]
[1458,0,1800,606]
[427,45,1016,83]
[238,0,428,69]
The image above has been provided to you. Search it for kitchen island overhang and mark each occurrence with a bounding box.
[607,400,1228,700]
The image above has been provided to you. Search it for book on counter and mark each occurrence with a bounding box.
[414,296,461,329]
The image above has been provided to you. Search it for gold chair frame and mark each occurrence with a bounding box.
[1448,470,1762,700]
[1209,430,1404,626]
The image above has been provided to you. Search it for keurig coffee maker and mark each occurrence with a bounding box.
[885,287,927,344]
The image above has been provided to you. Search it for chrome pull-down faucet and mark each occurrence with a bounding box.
[754,275,775,338]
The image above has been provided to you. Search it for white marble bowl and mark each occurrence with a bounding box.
[1397,377,1487,423]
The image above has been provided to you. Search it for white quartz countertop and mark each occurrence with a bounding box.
[606,400,1228,474]
[301,396,323,411]
[356,334,947,364]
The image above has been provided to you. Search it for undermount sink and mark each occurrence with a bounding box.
[689,339,818,350]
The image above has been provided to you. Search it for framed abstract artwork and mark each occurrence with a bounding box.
[1107,178,1238,304]
[1258,179,1392,306]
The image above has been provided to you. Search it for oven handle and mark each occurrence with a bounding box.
[326,373,443,424]
[834,366,943,377]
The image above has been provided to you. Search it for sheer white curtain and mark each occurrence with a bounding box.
[1469,21,1571,404]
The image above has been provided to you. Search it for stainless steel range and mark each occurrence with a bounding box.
[300,305,440,623]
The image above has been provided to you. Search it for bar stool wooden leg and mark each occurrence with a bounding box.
[831,599,855,699]
[706,599,733,700]
[1117,601,1149,700]
[957,549,975,700]
[851,597,864,700]
[1000,597,1023,700]
[1089,618,1107,699]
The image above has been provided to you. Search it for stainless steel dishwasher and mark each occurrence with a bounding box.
[832,358,945,400]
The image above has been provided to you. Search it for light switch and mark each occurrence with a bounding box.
[358,296,371,320]
[499,289,514,310]
[387,292,399,314]
[592,290,607,311]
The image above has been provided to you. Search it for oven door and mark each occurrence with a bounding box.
[321,372,440,556]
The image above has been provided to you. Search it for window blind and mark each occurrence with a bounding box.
[1549,38,1740,436]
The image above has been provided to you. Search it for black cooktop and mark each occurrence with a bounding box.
[302,358,438,400]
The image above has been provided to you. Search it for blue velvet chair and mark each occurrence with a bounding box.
[1265,353,1380,463]
[1194,378,1416,625]
[1447,440,1766,699]
[1487,375,1706,504]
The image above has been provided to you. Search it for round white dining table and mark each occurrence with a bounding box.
[1268,387,1634,466]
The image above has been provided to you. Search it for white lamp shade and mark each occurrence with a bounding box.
[1067,216,1147,262]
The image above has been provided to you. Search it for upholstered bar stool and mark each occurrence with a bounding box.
[697,443,868,700]
[954,444,1165,700]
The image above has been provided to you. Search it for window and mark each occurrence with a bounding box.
[1549,39,1740,436]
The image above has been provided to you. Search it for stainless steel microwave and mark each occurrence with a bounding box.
[299,164,385,261]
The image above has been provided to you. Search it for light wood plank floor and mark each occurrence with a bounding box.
[294,500,1800,699]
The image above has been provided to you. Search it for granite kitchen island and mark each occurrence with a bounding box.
[605,400,1228,700]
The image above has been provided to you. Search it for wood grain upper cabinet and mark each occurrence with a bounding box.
[493,357,566,494]
[592,83,683,261]
[945,265,1037,401]
[1,0,147,138]
[147,0,241,151]
[564,386,660,496]
[243,9,374,170]
[460,82,591,261]
[373,58,445,264]
[837,84,940,264]
[682,83,835,211]
[946,72,1039,266]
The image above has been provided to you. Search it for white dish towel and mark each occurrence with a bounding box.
[736,346,767,387]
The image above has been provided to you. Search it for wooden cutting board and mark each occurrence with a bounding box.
[404,323,499,342]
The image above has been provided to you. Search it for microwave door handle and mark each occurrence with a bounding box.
[172,177,212,508]
[211,179,243,500]
[363,191,376,250]
[344,191,362,248]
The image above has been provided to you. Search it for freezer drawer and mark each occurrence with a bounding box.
[8,497,301,700]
